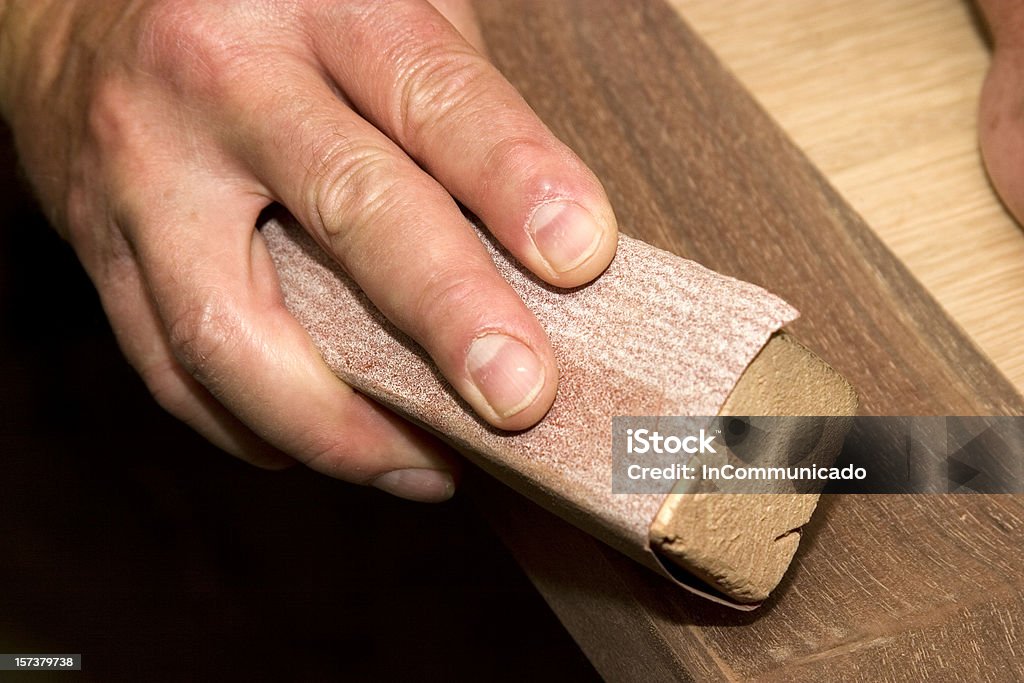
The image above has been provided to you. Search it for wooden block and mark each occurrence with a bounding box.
[651,334,858,603]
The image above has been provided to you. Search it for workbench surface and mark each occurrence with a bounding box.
[678,0,1024,387]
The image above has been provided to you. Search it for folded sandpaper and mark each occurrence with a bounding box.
[263,217,798,605]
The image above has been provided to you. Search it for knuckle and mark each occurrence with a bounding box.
[480,134,594,205]
[302,134,404,244]
[166,293,241,386]
[85,77,136,151]
[396,49,493,144]
[134,0,258,94]
[297,433,360,476]
[483,134,567,184]
[411,264,485,334]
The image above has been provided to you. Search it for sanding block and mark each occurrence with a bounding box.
[651,334,856,603]
[264,216,856,609]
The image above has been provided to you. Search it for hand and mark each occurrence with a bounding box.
[0,0,618,501]
[979,0,1024,223]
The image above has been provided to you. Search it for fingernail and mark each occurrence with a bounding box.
[372,469,455,503]
[466,333,546,419]
[528,201,603,273]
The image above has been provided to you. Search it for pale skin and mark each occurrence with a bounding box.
[0,1,1020,503]
[0,0,619,503]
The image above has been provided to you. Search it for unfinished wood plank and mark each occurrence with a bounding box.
[472,0,1024,679]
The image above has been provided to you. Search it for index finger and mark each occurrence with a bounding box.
[305,0,619,288]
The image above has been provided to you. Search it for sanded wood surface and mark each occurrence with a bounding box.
[473,1,1024,680]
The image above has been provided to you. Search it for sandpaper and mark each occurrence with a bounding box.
[263,216,797,602]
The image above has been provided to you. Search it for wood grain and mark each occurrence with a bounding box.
[472,0,1024,679]
[674,0,1024,391]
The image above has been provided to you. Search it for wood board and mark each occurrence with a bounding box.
[471,1,1024,679]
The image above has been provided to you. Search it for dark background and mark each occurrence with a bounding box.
[0,129,599,681]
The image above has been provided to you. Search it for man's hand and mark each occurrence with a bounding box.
[0,0,618,501]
